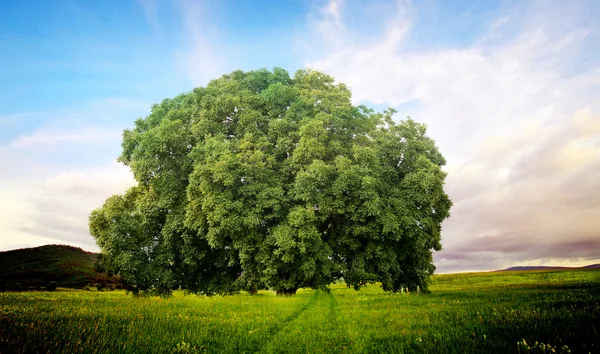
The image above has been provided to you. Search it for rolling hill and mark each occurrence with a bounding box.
[0,244,121,290]
[498,264,600,271]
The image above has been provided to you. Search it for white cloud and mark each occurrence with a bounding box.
[304,0,600,272]
[323,0,344,23]
[0,163,135,252]
[175,0,228,87]
[0,98,150,177]
[312,0,346,48]
[138,0,161,33]
[2,98,150,134]
[10,128,120,149]
[0,98,148,251]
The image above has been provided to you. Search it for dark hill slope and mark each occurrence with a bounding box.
[0,244,120,289]
[499,264,600,271]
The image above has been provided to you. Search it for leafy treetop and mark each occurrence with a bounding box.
[89,68,452,296]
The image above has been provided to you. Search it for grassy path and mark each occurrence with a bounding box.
[262,290,351,353]
[259,290,319,344]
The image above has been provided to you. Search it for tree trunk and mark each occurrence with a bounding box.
[276,288,298,296]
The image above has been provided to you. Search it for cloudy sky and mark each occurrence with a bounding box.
[1,0,598,273]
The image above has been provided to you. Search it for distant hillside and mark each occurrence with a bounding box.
[499,264,600,272]
[582,264,600,269]
[0,244,121,290]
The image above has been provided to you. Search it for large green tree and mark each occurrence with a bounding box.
[89,68,451,296]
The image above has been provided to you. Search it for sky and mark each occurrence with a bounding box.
[0,0,599,273]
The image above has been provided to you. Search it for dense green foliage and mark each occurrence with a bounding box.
[0,245,120,290]
[1,270,598,353]
[89,68,452,295]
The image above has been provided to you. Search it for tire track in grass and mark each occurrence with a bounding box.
[327,290,353,351]
[229,291,319,353]
[263,290,319,338]
[262,290,350,353]
[237,289,319,353]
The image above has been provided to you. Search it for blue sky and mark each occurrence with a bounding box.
[1,0,599,273]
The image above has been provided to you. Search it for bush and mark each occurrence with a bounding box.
[46,281,58,291]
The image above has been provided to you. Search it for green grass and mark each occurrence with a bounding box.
[1,269,599,353]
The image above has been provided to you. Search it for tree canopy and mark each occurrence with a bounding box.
[89,68,452,296]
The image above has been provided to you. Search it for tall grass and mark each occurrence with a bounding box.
[1,269,598,353]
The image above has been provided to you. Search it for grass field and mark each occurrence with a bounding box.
[1,269,598,353]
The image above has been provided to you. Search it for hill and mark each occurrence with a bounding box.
[0,244,121,290]
[498,264,600,271]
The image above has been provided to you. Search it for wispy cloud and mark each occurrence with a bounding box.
[322,0,344,24]
[312,0,346,48]
[304,0,600,272]
[0,98,147,251]
[0,164,135,251]
[10,128,120,149]
[175,0,227,86]
[138,0,162,34]
[2,0,598,271]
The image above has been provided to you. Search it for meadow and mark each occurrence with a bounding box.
[0,269,598,353]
